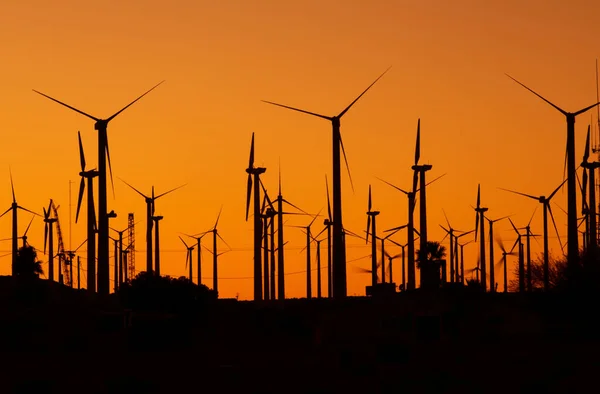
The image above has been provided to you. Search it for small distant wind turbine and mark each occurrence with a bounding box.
[292,210,322,299]
[483,214,510,293]
[496,235,519,293]
[365,185,380,288]
[439,208,466,283]
[473,185,488,291]
[508,218,525,293]
[184,230,212,286]
[120,178,185,274]
[179,236,195,282]
[207,206,230,295]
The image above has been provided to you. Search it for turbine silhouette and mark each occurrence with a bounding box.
[263,67,390,298]
[33,81,164,295]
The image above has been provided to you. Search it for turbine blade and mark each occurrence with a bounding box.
[338,66,391,118]
[17,206,41,217]
[44,222,48,254]
[583,125,591,163]
[106,81,165,122]
[498,187,538,201]
[119,178,149,199]
[23,215,35,237]
[78,131,86,171]
[245,174,252,221]
[155,183,186,200]
[104,132,115,199]
[339,133,354,193]
[32,90,99,121]
[214,205,224,228]
[547,204,564,253]
[75,177,85,224]
[248,132,255,169]
[325,175,332,221]
[0,206,11,219]
[527,206,538,227]
[414,118,420,165]
[442,208,451,229]
[261,100,332,120]
[376,177,408,195]
[366,216,371,245]
[573,101,600,117]
[505,74,567,115]
[217,233,232,251]
[9,167,16,203]
[179,235,189,249]
[368,185,372,212]
[308,208,323,228]
[548,178,568,201]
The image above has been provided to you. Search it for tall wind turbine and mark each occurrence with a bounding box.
[365,185,380,288]
[33,81,164,295]
[517,208,539,292]
[0,215,35,248]
[505,74,600,270]
[245,132,266,301]
[473,185,488,291]
[263,67,391,298]
[120,179,185,274]
[0,170,39,276]
[76,131,98,291]
[458,239,474,285]
[411,119,433,268]
[499,178,566,291]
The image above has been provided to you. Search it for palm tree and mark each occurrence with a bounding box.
[416,241,446,289]
[15,245,44,278]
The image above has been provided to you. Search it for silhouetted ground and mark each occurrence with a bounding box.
[1,277,599,393]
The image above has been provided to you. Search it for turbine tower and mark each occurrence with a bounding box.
[33,81,164,294]
[262,67,390,298]
[365,185,380,288]
[505,74,600,270]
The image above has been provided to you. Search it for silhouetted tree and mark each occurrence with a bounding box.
[15,245,44,278]
[508,253,567,292]
[118,271,217,313]
[417,241,446,289]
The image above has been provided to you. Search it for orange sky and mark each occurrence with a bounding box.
[1,0,600,299]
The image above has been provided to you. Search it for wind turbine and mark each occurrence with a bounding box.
[454,230,475,284]
[76,131,98,291]
[184,230,211,286]
[439,208,466,283]
[292,210,322,299]
[263,67,391,298]
[484,214,510,293]
[1,215,35,248]
[508,218,526,293]
[505,74,600,270]
[313,176,335,297]
[473,185,488,291]
[499,178,566,291]
[41,200,59,281]
[365,185,380,288]
[378,172,446,290]
[179,236,195,282]
[207,206,230,295]
[33,81,164,295]
[120,178,185,274]
[64,238,87,289]
[375,225,407,286]
[411,119,434,268]
[496,235,519,293]
[245,132,266,301]
[517,208,540,292]
[110,221,136,287]
[0,170,40,276]
[270,164,308,300]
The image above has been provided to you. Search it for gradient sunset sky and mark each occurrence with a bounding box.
[1,0,600,299]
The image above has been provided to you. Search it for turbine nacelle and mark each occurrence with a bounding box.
[94,120,108,131]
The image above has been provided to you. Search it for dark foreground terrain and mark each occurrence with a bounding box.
[1,277,599,393]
